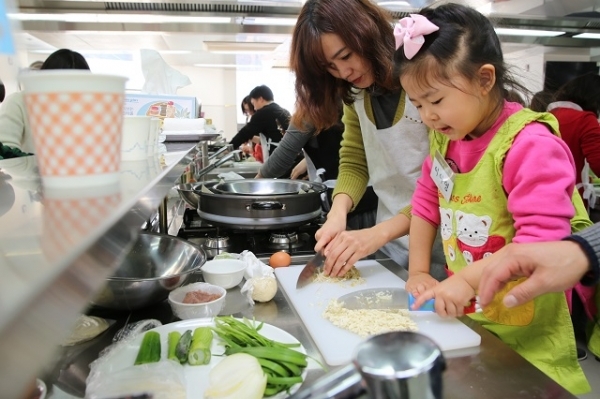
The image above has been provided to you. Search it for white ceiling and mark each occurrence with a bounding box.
[11,0,600,68]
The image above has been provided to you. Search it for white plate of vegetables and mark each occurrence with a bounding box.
[93,317,308,399]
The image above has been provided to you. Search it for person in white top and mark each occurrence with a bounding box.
[0,49,90,153]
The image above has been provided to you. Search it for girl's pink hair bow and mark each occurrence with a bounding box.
[394,14,439,60]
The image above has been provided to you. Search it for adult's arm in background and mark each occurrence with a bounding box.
[478,223,600,308]
[257,122,312,178]
[229,109,270,149]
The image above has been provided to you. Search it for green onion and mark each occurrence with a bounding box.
[188,327,213,366]
[134,331,161,365]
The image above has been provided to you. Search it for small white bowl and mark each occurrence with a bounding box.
[201,259,247,289]
[168,282,226,320]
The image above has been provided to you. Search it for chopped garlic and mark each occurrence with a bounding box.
[322,299,418,338]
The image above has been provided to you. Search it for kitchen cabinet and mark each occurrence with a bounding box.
[0,145,197,398]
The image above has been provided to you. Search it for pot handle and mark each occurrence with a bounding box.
[247,201,286,211]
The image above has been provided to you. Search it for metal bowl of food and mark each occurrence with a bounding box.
[91,233,206,311]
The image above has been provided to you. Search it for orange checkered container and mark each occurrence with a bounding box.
[20,71,128,188]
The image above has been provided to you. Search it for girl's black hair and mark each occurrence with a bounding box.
[552,72,600,116]
[41,49,90,70]
[395,3,527,102]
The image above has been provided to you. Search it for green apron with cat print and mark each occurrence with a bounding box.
[431,108,590,395]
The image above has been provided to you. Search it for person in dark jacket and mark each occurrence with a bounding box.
[229,85,291,162]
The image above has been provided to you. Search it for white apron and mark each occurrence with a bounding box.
[354,93,446,277]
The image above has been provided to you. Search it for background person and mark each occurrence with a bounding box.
[397,4,590,394]
[239,95,263,162]
[547,72,600,210]
[229,85,292,167]
[291,0,445,278]
[529,90,553,113]
[0,49,90,154]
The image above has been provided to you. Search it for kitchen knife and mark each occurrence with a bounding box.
[296,250,326,289]
[337,287,435,311]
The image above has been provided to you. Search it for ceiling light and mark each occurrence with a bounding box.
[203,41,282,54]
[9,13,230,24]
[193,64,260,69]
[573,33,600,40]
[157,51,191,55]
[494,28,565,37]
[237,17,297,26]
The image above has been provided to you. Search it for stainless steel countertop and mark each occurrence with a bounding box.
[44,251,576,399]
[0,145,197,398]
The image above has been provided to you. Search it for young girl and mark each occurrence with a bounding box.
[399,3,591,395]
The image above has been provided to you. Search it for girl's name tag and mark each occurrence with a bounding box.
[430,150,454,202]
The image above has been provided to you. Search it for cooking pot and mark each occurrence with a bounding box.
[175,180,220,209]
[193,179,327,230]
[211,179,315,196]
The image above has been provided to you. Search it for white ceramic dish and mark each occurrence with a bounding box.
[168,282,226,320]
[201,259,247,289]
[89,319,307,399]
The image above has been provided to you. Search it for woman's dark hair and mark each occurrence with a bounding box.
[529,90,553,112]
[241,95,255,115]
[395,3,526,105]
[41,49,90,70]
[290,0,397,131]
[552,72,600,116]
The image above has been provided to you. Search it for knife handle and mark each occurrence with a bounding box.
[408,294,435,311]
[408,294,477,314]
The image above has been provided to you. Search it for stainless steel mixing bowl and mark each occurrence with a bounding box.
[91,233,206,311]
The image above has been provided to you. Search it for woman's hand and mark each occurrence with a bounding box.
[405,273,438,296]
[320,228,381,277]
[411,275,475,318]
[315,212,346,253]
[290,158,307,180]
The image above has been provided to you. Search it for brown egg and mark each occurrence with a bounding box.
[269,251,291,268]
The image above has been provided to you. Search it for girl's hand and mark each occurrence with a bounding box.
[405,273,438,296]
[412,275,475,318]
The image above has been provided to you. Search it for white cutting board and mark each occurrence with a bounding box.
[275,259,481,366]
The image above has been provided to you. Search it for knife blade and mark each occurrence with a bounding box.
[337,287,435,311]
[296,251,326,289]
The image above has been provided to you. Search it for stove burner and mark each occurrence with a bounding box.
[268,232,301,249]
[204,235,230,249]
[178,208,321,258]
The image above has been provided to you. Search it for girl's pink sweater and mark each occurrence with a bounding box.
[412,101,577,242]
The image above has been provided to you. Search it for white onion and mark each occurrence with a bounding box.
[204,353,266,399]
